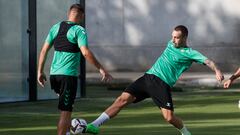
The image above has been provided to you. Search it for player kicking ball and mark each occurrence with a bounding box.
[82,25,224,135]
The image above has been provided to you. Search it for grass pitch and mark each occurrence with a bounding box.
[0,87,240,135]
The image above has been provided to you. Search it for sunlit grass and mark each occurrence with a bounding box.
[0,87,239,135]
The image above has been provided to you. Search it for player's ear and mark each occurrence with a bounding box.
[182,36,187,42]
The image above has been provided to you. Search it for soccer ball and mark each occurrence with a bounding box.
[70,118,87,134]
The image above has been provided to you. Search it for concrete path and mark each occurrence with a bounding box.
[86,72,240,89]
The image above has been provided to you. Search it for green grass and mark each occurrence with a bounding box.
[0,87,240,135]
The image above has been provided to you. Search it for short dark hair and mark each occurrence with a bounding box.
[174,25,188,37]
[70,4,84,13]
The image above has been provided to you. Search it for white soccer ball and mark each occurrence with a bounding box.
[70,118,87,134]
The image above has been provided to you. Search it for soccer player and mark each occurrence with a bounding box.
[84,25,224,135]
[37,4,112,135]
[224,68,240,88]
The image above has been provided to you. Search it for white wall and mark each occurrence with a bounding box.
[86,0,240,72]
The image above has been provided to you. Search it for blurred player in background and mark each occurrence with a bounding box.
[224,68,240,88]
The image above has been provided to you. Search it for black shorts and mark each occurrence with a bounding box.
[50,75,78,112]
[124,74,174,111]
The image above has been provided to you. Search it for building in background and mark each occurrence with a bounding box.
[85,0,240,72]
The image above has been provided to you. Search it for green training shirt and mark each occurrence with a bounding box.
[45,21,88,76]
[146,40,207,87]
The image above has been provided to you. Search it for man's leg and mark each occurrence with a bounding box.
[161,108,191,135]
[51,76,77,135]
[105,92,136,117]
[86,92,136,134]
[58,111,71,135]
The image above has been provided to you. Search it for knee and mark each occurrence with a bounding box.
[114,96,129,107]
[164,115,175,124]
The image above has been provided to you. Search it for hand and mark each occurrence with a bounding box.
[223,79,232,89]
[38,72,47,87]
[215,70,224,83]
[99,68,113,82]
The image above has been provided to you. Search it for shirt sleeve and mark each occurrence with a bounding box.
[45,22,60,46]
[189,49,208,64]
[76,27,88,48]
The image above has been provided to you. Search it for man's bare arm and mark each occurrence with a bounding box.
[37,42,52,87]
[229,68,240,81]
[223,68,240,88]
[204,59,224,82]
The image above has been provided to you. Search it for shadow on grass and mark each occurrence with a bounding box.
[0,89,239,135]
